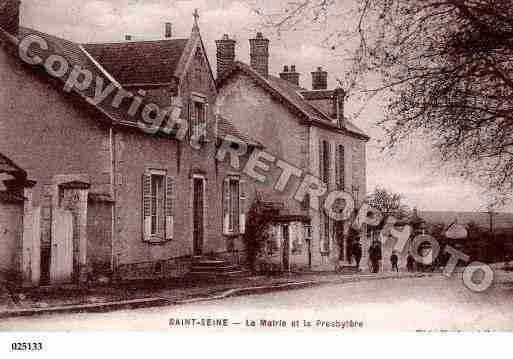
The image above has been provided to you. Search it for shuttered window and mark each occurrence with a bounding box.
[319,139,324,181]
[190,93,208,143]
[151,174,164,236]
[320,140,330,185]
[143,171,174,242]
[223,176,246,235]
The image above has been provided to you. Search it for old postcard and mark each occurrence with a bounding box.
[0,0,512,349]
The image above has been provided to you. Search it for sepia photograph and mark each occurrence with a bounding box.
[0,0,513,348]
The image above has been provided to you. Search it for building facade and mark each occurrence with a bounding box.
[0,1,370,287]
[215,33,370,271]
[0,2,256,286]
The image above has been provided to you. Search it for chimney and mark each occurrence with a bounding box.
[165,22,172,38]
[125,35,133,41]
[249,32,269,78]
[311,66,328,90]
[215,34,236,79]
[333,87,345,127]
[279,64,300,86]
[0,0,21,36]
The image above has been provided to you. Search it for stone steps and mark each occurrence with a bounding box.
[187,256,249,280]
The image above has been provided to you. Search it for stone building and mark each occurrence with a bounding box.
[0,1,258,286]
[215,33,370,271]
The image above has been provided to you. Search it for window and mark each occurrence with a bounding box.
[336,144,345,190]
[352,185,360,206]
[150,174,165,236]
[189,94,208,142]
[223,176,246,235]
[143,171,174,242]
[319,139,331,185]
[229,179,240,232]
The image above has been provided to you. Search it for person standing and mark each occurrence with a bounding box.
[369,241,381,273]
[390,251,399,272]
[407,254,415,272]
[353,241,362,271]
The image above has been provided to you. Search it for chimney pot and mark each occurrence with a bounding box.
[280,64,300,86]
[249,32,270,78]
[311,66,328,90]
[165,22,172,38]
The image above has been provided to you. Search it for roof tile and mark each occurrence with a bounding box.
[217,62,369,140]
[83,39,188,85]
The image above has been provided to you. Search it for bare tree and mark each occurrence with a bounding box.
[252,0,513,204]
[366,187,410,220]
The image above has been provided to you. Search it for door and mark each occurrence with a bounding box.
[192,177,205,256]
[50,208,74,283]
[282,225,290,271]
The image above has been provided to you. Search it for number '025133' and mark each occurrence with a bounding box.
[11,342,43,351]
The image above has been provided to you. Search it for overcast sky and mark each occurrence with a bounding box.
[18,0,511,213]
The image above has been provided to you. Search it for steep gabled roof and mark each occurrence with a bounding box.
[83,39,188,86]
[217,61,369,141]
[12,27,123,124]
[1,26,256,146]
[3,27,181,126]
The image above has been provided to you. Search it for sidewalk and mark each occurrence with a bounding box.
[0,270,443,318]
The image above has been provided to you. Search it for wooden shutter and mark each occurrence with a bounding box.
[239,179,246,234]
[204,101,209,139]
[142,173,152,241]
[165,176,174,240]
[319,139,324,181]
[223,177,230,234]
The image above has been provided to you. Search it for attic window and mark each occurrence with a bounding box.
[189,93,208,142]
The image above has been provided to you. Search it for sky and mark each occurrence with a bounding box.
[17,0,511,213]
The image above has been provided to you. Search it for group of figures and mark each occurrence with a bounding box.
[346,236,417,274]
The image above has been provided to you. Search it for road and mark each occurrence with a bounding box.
[1,275,512,331]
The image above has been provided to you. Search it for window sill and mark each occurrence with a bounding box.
[144,236,172,245]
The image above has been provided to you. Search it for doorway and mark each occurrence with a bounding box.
[192,176,205,256]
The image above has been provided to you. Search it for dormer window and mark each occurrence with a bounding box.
[189,93,208,143]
